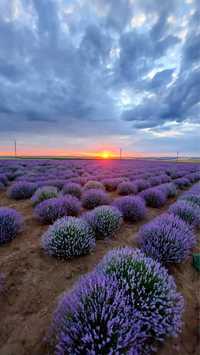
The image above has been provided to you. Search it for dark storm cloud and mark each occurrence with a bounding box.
[0,0,199,150]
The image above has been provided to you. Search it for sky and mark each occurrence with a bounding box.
[0,0,199,157]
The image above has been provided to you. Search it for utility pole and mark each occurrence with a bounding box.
[14,140,17,158]
[120,148,122,160]
[176,151,179,162]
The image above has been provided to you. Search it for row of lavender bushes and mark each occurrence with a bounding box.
[46,183,200,354]
[4,168,200,201]
[1,172,199,251]
[139,182,200,264]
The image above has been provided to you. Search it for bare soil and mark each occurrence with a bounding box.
[0,191,199,355]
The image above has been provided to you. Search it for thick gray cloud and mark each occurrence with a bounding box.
[0,0,199,154]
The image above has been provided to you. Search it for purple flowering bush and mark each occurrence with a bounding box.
[82,189,110,209]
[139,213,196,264]
[174,177,191,189]
[62,182,82,199]
[31,186,59,206]
[186,172,200,183]
[7,181,36,199]
[149,176,163,186]
[35,196,81,224]
[0,207,23,244]
[158,183,177,198]
[113,196,146,222]
[132,179,150,192]
[101,178,121,191]
[41,216,95,258]
[180,194,200,208]
[117,181,138,195]
[97,247,184,346]
[169,200,200,228]
[51,272,146,354]
[140,187,167,208]
[84,205,123,239]
[83,180,105,191]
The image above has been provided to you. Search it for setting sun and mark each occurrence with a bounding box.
[100,151,112,159]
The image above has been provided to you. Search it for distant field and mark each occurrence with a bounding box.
[0,158,200,355]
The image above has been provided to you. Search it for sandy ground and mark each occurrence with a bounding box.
[0,190,199,355]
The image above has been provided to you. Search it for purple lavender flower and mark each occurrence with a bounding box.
[169,200,200,228]
[82,189,110,209]
[7,181,37,199]
[83,180,105,191]
[101,178,122,191]
[139,213,196,263]
[132,179,150,192]
[35,196,81,224]
[84,205,123,239]
[117,181,138,195]
[51,272,146,354]
[97,247,184,346]
[180,194,200,208]
[140,187,167,208]
[0,207,23,244]
[62,182,82,199]
[31,186,59,206]
[149,176,163,186]
[185,172,200,183]
[113,196,146,222]
[41,216,95,258]
[158,182,177,198]
[174,177,191,189]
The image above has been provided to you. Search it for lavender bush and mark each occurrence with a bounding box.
[113,196,146,222]
[139,213,196,264]
[31,186,59,206]
[42,216,95,258]
[0,207,23,244]
[140,187,167,208]
[82,189,110,209]
[102,178,122,191]
[174,177,191,189]
[180,194,200,208]
[117,181,138,195]
[35,196,81,224]
[84,205,123,239]
[97,247,184,346]
[158,183,177,198]
[132,179,150,192]
[83,180,105,191]
[8,181,36,199]
[62,182,82,199]
[51,272,146,355]
[169,200,200,228]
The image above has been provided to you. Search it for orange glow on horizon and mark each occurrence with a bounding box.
[0,147,178,158]
[98,151,114,159]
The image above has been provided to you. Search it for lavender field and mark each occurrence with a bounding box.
[0,158,199,355]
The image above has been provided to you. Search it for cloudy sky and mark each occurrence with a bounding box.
[0,0,199,156]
